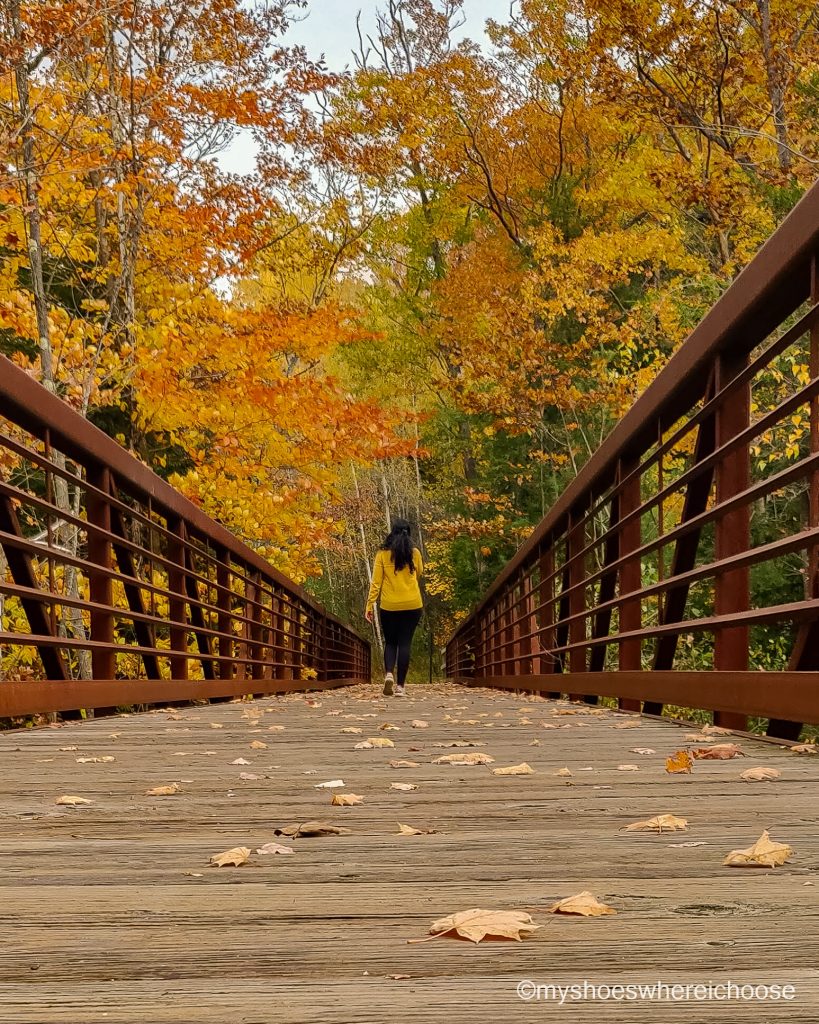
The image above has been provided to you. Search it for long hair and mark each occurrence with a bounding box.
[381,518,415,573]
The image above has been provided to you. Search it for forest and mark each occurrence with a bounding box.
[3,0,819,678]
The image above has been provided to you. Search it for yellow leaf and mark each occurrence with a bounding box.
[331,793,365,806]
[145,783,181,796]
[390,782,418,791]
[666,751,694,774]
[422,908,539,943]
[209,846,251,867]
[56,795,93,806]
[723,830,792,868]
[249,740,268,749]
[396,822,437,836]
[433,752,494,766]
[740,767,781,782]
[555,767,572,777]
[547,891,617,916]
[492,762,535,776]
[623,814,688,833]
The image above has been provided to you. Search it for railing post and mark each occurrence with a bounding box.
[538,546,560,697]
[86,466,114,682]
[618,458,642,711]
[215,545,234,681]
[166,516,188,681]
[249,572,265,683]
[713,351,750,731]
[567,506,587,700]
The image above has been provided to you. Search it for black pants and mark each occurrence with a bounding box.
[379,608,422,687]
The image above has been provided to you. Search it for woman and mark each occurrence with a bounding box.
[365,519,423,696]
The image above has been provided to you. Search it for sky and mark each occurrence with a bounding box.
[219,0,511,174]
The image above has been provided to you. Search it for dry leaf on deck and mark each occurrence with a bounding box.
[703,725,733,735]
[268,725,285,732]
[209,723,223,730]
[529,739,540,746]
[433,752,495,766]
[547,891,617,916]
[209,846,251,867]
[492,763,535,776]
[275,821,350,838]
[666,750,694,774]
[76,756,115,764]
[623,814,688,833]
[411,720,429,729]
[789,743,817,754]
[391,782,418,791]
[231,758,251,765]
[390,759,420,768]
[614,721,640,729]
[56,795,93,806]
[669,841,707,848]
[342,727,362,734]
[380,723,400,731]
[331,793,364,806]
[365,737,395,748]
[630,748,656,755]
[249,740,268,750]
[145,783,180,796]
[692,743,744,760]
[59,746,79,752]
[397,823,437,836]
[555,767,573,777]
[256,843,294,855]
[418,908,539,943]
[239,772,261,780]
[723,830,792,868]
[617,764,640,771]
[740,767,781,782]
[432,740,485,748]
[314,779,344,788]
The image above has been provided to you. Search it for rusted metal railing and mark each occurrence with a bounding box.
[0,357,370,718]
[446,181,819,739]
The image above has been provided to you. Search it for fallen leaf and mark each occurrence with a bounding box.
[529,739,540,746]
[256,843,294,855]
[397,823,438,836]
[183,871,204,877]
[365,737,395,749]
[492,763,535,776]
[411,720,429,729]
[555,767,573,777]
[390,759,420,768]
[58,746,79,752]
[239,772,261,780]
[703,725,733,735]
[342,727,363,734]
[790,743,817,754]
[145,783,180,796]
[724,830,792,868]
[231,758,251,765]
[209,846,251,867]
[630,748,656,755]
[332,793,365,806]
[616,764,640,772]
[547,891,617,916]
[420,908,539,943]
[268,725,285,732]
[275,821,350,837]
[432,740,485,748]
[623,814,688,833]
[315,779,345,788]
[55,795,92,806]
[76,756,115,764]
[391,782,418,791]
[740,767,781,782]
[434,752,495,766]
[249,741,268,750]
[666,750,694,774]
[669,841,708,848]
[614,721,640,729]
[380,723,400,731]
[209,723,223,730]
[692,744,744,760]
[388,974,412,980]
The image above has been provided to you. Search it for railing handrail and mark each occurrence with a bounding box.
[457,178,819,630]
[0,354,347,631]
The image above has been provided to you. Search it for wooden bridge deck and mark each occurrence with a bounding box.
[1,683,818,1023]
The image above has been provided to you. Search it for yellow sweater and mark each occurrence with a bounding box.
[366,548,423,613]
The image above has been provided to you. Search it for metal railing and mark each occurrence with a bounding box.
[0,357,370,718]
[446,180,819,740]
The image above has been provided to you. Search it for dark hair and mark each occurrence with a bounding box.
[381,518,415,573]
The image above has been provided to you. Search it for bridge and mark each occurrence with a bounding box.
[3,187,819,1020]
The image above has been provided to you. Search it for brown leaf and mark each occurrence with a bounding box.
[331,793,365,806]
[389,759,421,768]
[342,727,362,734]
[275,821,350,838]
[209,846,251,867]
[723,830,792,868]
[547,891,617,916]
[613,721,640,729]
[433,752,495,766]
[365,737,395,748]
[249,740,268,750]
[396,822,437,835]
[256,843,295,855]
[421,908,540,943]
[145,783,181,796]
[432,740,486,748]
[209,723,224,730]
[391,782,418,791]
[231,758,251,765]
[555,767,572,777]
[623,814,688,833]
[411,720,429,728]
[492,762,535,776]
[76,756,115,764]
[55,795,93,806]
[692,743,744,760]
[740,767,781,782]
[789,743,817,754]
[380,723,400,731]
[666,750,694,774]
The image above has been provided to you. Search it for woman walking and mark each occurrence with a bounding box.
[365,519,423,696]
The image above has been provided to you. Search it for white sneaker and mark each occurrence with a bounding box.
[395,683,406,697]
[383,672,394,697]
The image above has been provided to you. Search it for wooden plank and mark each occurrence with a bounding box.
[1,684,817,1022]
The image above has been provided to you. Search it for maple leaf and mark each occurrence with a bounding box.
[274,822,350,837]
[421,908,540,943]
[256,843,295,855]
[547,892,617,916]
[433,752,495,765]
[740,767,781,782]
[692,744,744,760]
[249,740,268,749]
[723,831,792,868]
[391,782,418,791]
[56,795,93,806]
[209,846,251,867]
[390,759,421,768]
[555,767,572,777]
[491,763,535,776]
[396,823,437,835]
[411,720,429,728]
[666,751,694,774]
